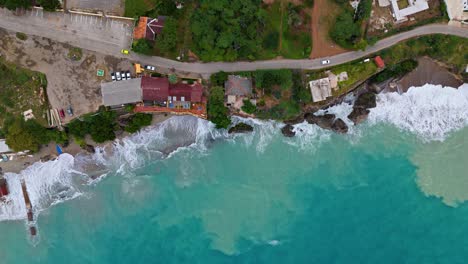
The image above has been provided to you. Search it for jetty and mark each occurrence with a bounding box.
[21,180,37,236]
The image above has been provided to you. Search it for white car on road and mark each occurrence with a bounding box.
[321,59,331,65]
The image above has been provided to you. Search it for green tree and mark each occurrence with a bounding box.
[87,111,117,143]
[6,118,40,152]
[190,0,263,61]
[38,0,60,11]
[208,86,231,129]
[2,0,31,10]
[210,71,228,87]
[124,113,152,133]
[330,9,361,48]
[132,39,154,55]
[67,119,89,139]
[155,17,178,53]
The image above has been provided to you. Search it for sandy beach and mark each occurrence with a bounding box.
[0,113,173,174]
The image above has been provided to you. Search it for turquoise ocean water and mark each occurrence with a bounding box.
[0,84,468,263]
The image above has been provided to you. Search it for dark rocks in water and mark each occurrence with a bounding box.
[281,124,296,137]
[331,118,348,133]
[354,92,376,109]
[347,92,377,125]
[347,107,370,125]
[283,115,305,125]
[228,123,254,134]
[85,144,95,153]
[305,113,336,130]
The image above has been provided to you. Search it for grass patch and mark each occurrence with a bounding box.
[0,58,49,126]
[124,0,157,18]
[329,61,378,93]
[260,1,312,59]
[15,32,27,41]
[68,47,83,61]
[379,34,468,74]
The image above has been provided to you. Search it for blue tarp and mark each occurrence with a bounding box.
[56,145,63,155]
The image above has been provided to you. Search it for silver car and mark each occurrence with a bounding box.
[116,71,121,81]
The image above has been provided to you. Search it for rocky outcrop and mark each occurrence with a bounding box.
[347,92,377,125]
[281,124,296,137]
[305,113,336,130]
[85,144,95,153]
[331,118,348,133]
[228,123,254,134]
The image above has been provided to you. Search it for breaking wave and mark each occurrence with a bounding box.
[368,84,468,141]
[1,83,467,225]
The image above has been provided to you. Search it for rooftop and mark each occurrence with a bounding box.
[225,75,253,96]
[390,0,429,21]
[101,78,143,106]
[309,78,332,103]
[141,76,170,102]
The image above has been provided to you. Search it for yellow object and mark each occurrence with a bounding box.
[121,49,129,55]
[135,63,142,74]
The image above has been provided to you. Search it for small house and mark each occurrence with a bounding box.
[309,78,332,103]
[133,16,166,41]
[224,75,253,106]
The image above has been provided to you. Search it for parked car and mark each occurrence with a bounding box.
[59,109,65,119]
[67,106,74,116]
[126,71,131,79]
[111,72,116,81]
[145,65,156,71]
[116,71,121,81]
[121,49,129,55]
[121,71,127,81]
[321,59,331,65]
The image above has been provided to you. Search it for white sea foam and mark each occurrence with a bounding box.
[368,84,468,141]
[0,154,82,221]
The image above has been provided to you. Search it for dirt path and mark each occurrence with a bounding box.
[309,0,347,58]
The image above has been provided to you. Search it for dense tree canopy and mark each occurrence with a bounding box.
[254,69,293,94]
[190,0,264,61]
[0,0,31,10]
[329,9,361,49]
[132,39,154,55]
[207,86,231,129]
[155,17,178,53]
[124,113,152,133]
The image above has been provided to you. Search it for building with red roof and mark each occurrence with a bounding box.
[133,16,166,41]
[374,56,385,68]
[141,76,169,102]
[141,76,204,109]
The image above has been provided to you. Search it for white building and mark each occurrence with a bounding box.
[309,78,332,102]
[444,0,468,21]
[0,140,11,154]
[390,0,429,22]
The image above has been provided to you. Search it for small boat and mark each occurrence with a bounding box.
[56,144,63,155]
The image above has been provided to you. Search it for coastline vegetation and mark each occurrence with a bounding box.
[129,0,311,61]
[207,86,231,129]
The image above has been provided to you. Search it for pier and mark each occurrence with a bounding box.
[21,180,37,236]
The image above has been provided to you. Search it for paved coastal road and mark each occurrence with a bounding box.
[132,24,468,75]
[0,8,467,75]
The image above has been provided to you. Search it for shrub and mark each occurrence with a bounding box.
[241,99,257,114]
[124,113,152,133]
[16,32,27,41]
[210,71,228,87]
[155,17,177,53]
[371,59,418,83]
[38,0,61,11]
[132,39,153,55]
[68,47,82,61]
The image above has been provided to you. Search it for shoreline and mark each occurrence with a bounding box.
[0,113,173,175]
[0,56,464,175]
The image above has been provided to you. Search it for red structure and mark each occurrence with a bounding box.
[0,178,8,197]
[141,76,169,102]
[133,16,166,41]
[374,56,385,68]
[141,76,205,104]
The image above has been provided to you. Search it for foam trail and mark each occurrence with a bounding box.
[368,84,468,141]
[0,154,81,221]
